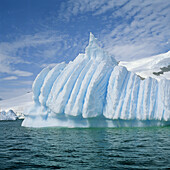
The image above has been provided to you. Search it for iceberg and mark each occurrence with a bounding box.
[0,110,17,120]
[22,33,170,127]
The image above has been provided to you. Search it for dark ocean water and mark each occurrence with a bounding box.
[0,120,169,169]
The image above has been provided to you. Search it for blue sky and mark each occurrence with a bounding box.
[0,0,170,99]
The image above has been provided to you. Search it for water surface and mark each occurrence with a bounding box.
[0,120,169,169]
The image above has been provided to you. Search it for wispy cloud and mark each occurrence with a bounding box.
[0,29,88,93]
[2,76,18,80]
[0,31,66,77]
[41,63,61,68]
[0,42,32,77]
[1,0,169,99]
[58,0,170,60]
[101,0,170,60]
[58,0,127,21]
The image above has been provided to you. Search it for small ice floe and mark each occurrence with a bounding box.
[0,110,18,121]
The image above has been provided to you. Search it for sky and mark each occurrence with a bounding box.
[0,0,170,99]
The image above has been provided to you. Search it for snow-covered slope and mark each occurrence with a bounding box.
[0,92,33,118]
[22,33,170,127]
[119,51,170,81]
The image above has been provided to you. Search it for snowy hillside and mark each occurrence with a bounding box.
[119,51,170,81]
[21,33,170,128]
[0,92,33,118]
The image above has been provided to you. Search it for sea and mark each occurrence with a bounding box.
[0,120,169,169]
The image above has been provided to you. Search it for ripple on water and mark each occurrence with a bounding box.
[0,120,169,169]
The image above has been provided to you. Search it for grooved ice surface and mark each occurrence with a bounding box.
[22,33,170,127]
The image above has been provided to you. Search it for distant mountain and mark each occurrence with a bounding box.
[119,51,170,81]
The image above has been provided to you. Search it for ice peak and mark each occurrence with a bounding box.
[85,33,117,65]
[89,32,97,45]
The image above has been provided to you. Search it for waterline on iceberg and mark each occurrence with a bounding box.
[22,114,170,128]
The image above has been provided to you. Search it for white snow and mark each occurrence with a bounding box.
[119,51,170,81]
[13,33,170,127]
[0,110,17,120]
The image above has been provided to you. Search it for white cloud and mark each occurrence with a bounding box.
[58,0,170,60]
[0,60,33,77]
[41,63,60,68]
[0,27,90,99]
[13,70,33,77]
[0,31,69,77]
[0,44,33,77]
[58,0,103,20]
[2,76,18,80]
[59,0,128,20]
[98,0,170,60]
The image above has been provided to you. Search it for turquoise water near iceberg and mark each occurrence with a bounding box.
[0,120,169,169]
